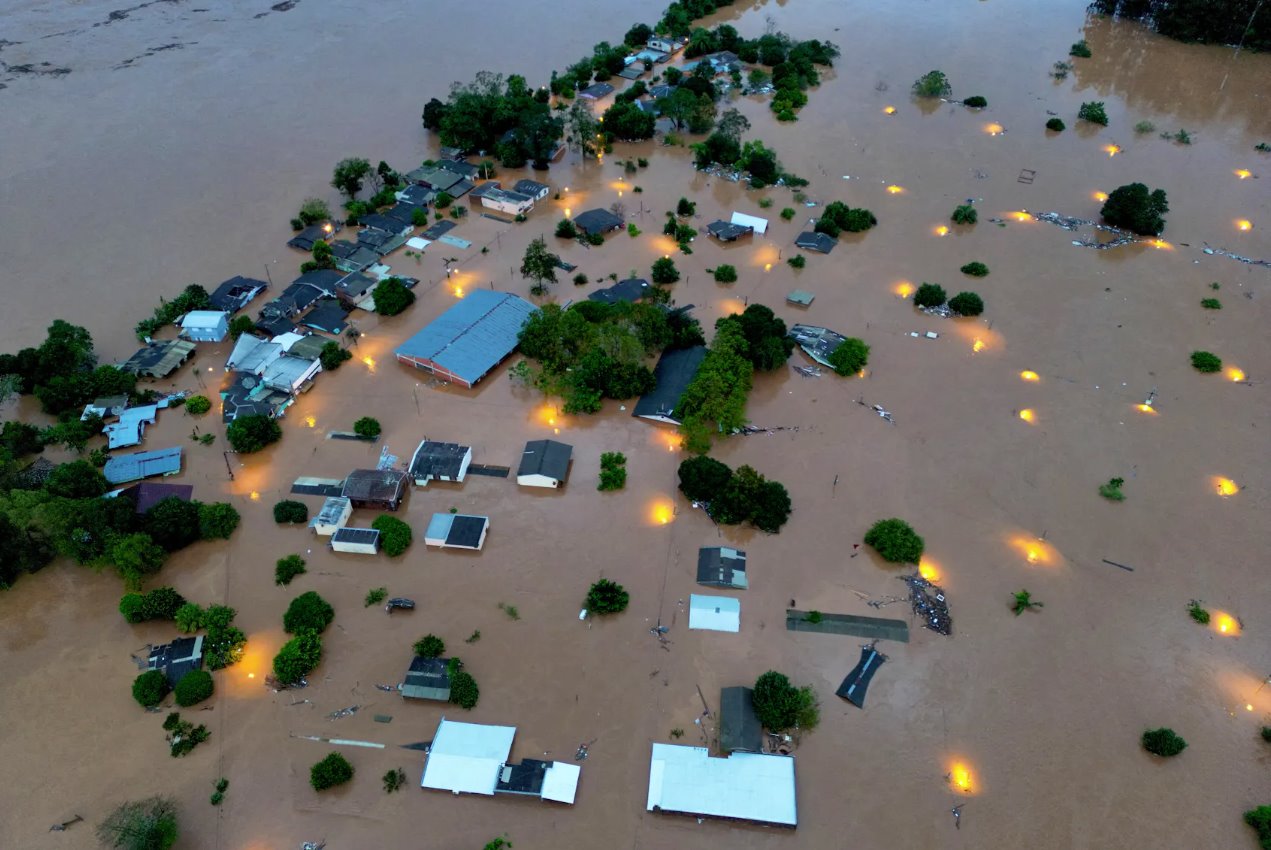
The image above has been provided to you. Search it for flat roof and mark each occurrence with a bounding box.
[541,761,581,804]
[689,594,740,632]
[394,290,536,386]
[332,527,380,546]
[647,744,796,826]
[103,447,182,484]
[421,718,517,796]
[410,440,470,479]
[730,211,768,235]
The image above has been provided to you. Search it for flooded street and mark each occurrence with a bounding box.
[2,1,1269,849]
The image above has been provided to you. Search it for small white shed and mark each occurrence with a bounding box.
[180,310,230,342]
[330,527,380,554]
[729,212,769,236]
[689,594,740,632]
[309,496,352,536]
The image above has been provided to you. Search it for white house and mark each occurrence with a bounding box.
[420,717,581,804]
[516,439,572,488]
[481,188,536,217]
[647,744,796,827]
[180,310,230,342]
[688,594,740,632]
[647,35,682,54]
[225,334,282,373]
[309,496,352,536]
[730,211,769,235]
[261,355,322,394]
[330,527,380,554]
[512,179,551,202]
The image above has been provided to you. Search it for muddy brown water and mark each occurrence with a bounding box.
[2,1,1269,848]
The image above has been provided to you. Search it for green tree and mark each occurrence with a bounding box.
[46,460,109,499]
[228,315,256,340]
[598,451,628,491]
[142,497,202,551]
[960,262,989,277]
[273,629,322,684]
[602,100,657,140]
[273,500,309,524]
[139,587,187,620]
[912,70,951,97]
[752,671,816,731]
[651,257,680,284]
[718,304,794,371]
[555,219,578,239]
[713,264,738,283]
[948,292,985,316]
[449,670,480,709]
[1245,805,1271,849]
[371,515,412,556]
[373,277,416,316]
[827,338,870,376]
[864,518,925,563]
[585,578,630,614]
[520,237,561,294]
[1078,101,1108,125]
[913,283,947,308]
[677,455,733,503]
[963,95,988,107]
[310,752,355,791]
[1012,589,1044,615]
[1190,351,1222,373]
[331,157,372,199]
[199,502,240,540]
[96,797,178,850]
[226,414,281,453]
[298,197,331,226]
[174,669,214,706]
[1101,183,1169,235]
[284,591,334,634]
[1046,118,1066,132]
[184,395,211,415]
[1141,727,1187,757]
[132,670,170,708]
[174,603,204,633]
[414,634,445,658]
[951,204,977,225]
[275,554,307,586]
[111,534,168,585]
[1099,477,1126,501]
[354,417,381,439]
[319,341,352,371]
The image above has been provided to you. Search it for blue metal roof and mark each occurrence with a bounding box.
[103,447,183,484]
[394,290,536,385]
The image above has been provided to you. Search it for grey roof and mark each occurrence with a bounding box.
[287,222,341,251]
[649,84,675,99]
[438,159,479,178]
[420,219,457,240]
[400,655,452,700]
[483,188,534,206]
[696,547,748,589]
[573,208,624,234]
[360,213,411,236]
[469,181,502,199]
[786,290,815,306]
[518,439,573,482]
[579,82,615,99]
[261,354,319,391]
[334,271,378,301]
[148,635,204,687]
[789,324,849,367]
[588,278,650,305]
[406,167,465,193]
[209,276,267,313]
[719,686,763,753]
[299,298,349,335]
[383,202,425,227]
[795,231,836,254]
[513,179,549,196]
[707,220,752,241]
[393,290,536,386]
[286,335,328,362]
[311,496,351,527]
[398,184,435,206]
[103,403,159,449]
[120,340,196,378]
[341,468,409,507]
[332,527,381,548]
[632,345,707,422]
[410,440,470,480]
[219,371,292,422]
[103,447,183,484]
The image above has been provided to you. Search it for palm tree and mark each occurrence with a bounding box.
[1012,590,1043,616]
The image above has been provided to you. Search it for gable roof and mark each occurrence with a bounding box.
[299,298,349,335]
[421,718,517,796]
[148,635,204,686]
[341,468,408,505]
[285,334,328,362]
[696,547,747,589]
[409,440,470,480]
[513,178,550,197]
[789,324,848,367]
[579,82,615,99]
[120,340,196,378]
[103,447,183,484]
[400,655,452,700]
[794,231,835,254]
[573,208,624,234]
[588,277,650,305]
[719,686,763,753]
[729,211,768,235]
[123,482,194,514]
[226,335,283,374]
[517,440,572,481]
[209,276,268,313]
[393,290,536,386]
[632,345,707,423]
[287,222,341,251]
[707,220,752,240]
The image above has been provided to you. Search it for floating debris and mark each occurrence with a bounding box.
[1202,243,1271,268]
[327,705,360,720]
[793,365,822,378]
[902,573,952,635]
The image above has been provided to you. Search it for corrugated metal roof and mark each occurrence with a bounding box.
[647,744,796,826]
[332,527,380,546]
[517,439,572,481]
[394,290,535,386]
[633,346,707,422]
[103,447,183,484]
[421,718,517,796]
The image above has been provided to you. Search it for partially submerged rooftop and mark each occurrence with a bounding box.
[633,346,707,425]
[789,324,849,368]
[425,513,489,550]
[647,744,796,827]
[393,290,536,388]
[697,547,747,589]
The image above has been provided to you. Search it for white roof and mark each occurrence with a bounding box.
[406,237,431,251]
[421,718,516,796]
[181,310,228,329]
[272,331,307,352]
[689,594,740,632]
[730,211,769,235]
[647,744,796,826]
[226,334,282,373]
[541,761,581,804]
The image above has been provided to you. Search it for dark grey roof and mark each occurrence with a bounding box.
[254,314,296,337]
[707,220,752,241]
[335,271,378,300]
[409,441,470,480]
[398,184,434,206]
[836,645,886,708]
[420,219,457,240]
[384,202,426,227]
[341,468,408,507]
[393,290,536,386]
[438,159,478,178]
[496,759,549,795]
[360,213,410,235]
[330,242,379,272]
[219,371,291,423]
[632,346,707,422]
[447,515,488,548]
[789,324,848,367]
[513,179,550,196]
[719,686,763,752]
[400,655,451,700]
[696,547,747,588]
[469,181,502,199]
[299,298,349,335]
[795,232,836,254]
[287,222,341,251]
[588,278,650,305]
[518,439,572,482]
[579,82,615,99]
[123,482,194,514]
[103,447,183,484]
[573,208,624,234]
[333,527,380,545]
[447,178,476,199]
[148,635,204,687]
[287,335,329,362]
[120,340,196,378]
[209,276,267,313]
[649,84,675,99]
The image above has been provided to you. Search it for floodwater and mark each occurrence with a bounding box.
[2,1,1270,849]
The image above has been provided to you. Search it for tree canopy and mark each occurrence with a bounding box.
[676,456,792,532]
[752,670,818,731]
[96,797,178,850]
[1101,182,1169,235]
[226,414,282,453]
[373,277,415,316]
[283,591,335,634]
[423,72,564,167]
[864,518,925,563]
[520,237,560,294]
[585,578,630,614]
[273,629,323,684]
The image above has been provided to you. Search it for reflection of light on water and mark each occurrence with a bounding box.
[1019,370,1038,382]
[985,123,1004,135]
[661,431,682,452]
[1235,169,1252,179]
[894,282,913,298]
[362,356,376,372]
[764,263,772,272]
[1010,535,1056,565]
[1094,191,1108,202]
[1213,613,1240,636]
[883,105,896,114]
[972,339,985,353]
[304,416,316,428]
[1105,144,1121,157]
[1226,366,1246,382]
[934,225,949,237]
[1012,211,1031,222]
[249,491,260,501]
[886,185,904,194]
[919,558,940,582]
[1214,477,1238,496]
[1150,239,1172,250]
[1136,403,1157,415]
[564,207,571,217]
[453,285,464,298]
[648,499,675,526]
[947,760,976,794]
[1236,219,1253,232]
[1018,408,1035,423]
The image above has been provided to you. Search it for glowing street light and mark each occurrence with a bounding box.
[1018,408,1036,423]
[1227,366,1246,382]
[1019,370,1039,382]
[1093,191,1109,202]
[1215,477,1239,496]
[1235,169,1252,179]
[1104,144,1121,157]
[1236,219,1253,232]
[886,185,904,194]
[883,105,897,114]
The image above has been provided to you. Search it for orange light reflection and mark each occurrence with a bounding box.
[886,185,904,194]
[648,499,675,526]
[985,123,1004,136]
[947,760,977,794]
[934,225,949,237]
[1214,477,1238,496]
[894,282,914,298]
[1213,612,1241,636]
[1226,366,1246,382]
[883,105,897,115]
[1105,144,1121,157]
[1019,370,1039,382]
[1093,191,1109,202]
[1235,169,1252,179]
[918,558,941,582]
[1236,219,1253,232]
[1018,408,1036,423]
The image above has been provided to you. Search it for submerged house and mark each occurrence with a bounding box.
[424,513,489,550]
[120,340,197,378]
[330,527,380,555]
[794,232,835,254]
[309,496,352,536]
[789,324,848,368]
[697,547,747,589]
[103,447,182,485]
[481,188,536,217]
[341,468,409,511]
[420,718,580,804]
[646,744,796,827]
[121,482,193,514]
[399,656,452,701]
[513,179,550,201]
[633,346,707,425]
[688,594,741,633]
[718,686,763,753]
[516,439,572,488]
[329,241,381,273]
[219,372,294,423]
[179,310,230,342]
[298,298,349,335]
[147,635,204,686]
[572,208,624,236]
[287,222,341,251]
[393,289,536,388]
[209,276,268,313]
[408,440,472,486]
[587,277,650,305]
[706,220,753,242]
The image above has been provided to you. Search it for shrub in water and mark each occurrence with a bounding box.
[174,669,214,707]
[273,500,309,524]
[827,338,870,376]
[962,95,987,108]
[414,634,445,658]
[1101,182,1169,235]
[951,204,977,225]
[713,264,738,283]
[960,261,989,277]
[912,70,951,98]
[275,554,307,586]
[913,283,947,308]
[948,292,985,316]
[1078,101,1108,125]
[864,518,925,564]
[1046,118,1066,132]
[372,515,412,556]
[585,578,630,614]
[283,591,334,634]
[133,669,170,707]
[1141,727,1187,757]
[310,752,354,791]
[1190,351,1222,373]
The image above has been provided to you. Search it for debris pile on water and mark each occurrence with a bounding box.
[902,574,952,636]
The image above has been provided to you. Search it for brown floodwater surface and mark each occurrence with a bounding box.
[2,1,1269,849]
